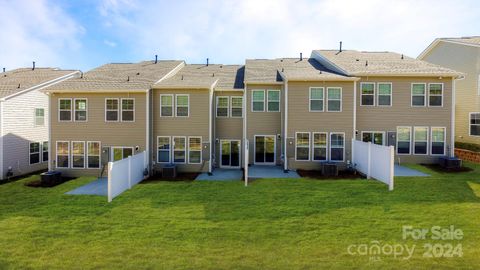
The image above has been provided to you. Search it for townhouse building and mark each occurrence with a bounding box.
[0,67,79,180]
[43,49,461,178]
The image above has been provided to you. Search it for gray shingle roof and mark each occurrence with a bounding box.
[245,58,354,84]
[314,50,462,77]
[0,68,77,98]
[45,61,183,93]
[155,64,244,90]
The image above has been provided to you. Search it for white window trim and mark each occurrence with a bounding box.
[34,108,45,127]
[216,96,229,118]
[74,98,88,122]
[326,87,342,112]
[175,94,189,117]
[160,94,174,117]
[312,132,328,161]
[431,127,446,156]
[377,82,392,107]
[361,131,386,146]
[71,141,86,169]
[309,87,325,112]
[413,127,429,155]
[111,146,134,161]
[42,141,48,163]
[29,142,40,165]
[188,136,202,164]
[469,112,480,137]
[86,141,101,169]
[230,96,243,118]
[121,98,135,122]
[56,141,70,168]
[329,132,345,162]
[295,132,311,161]
[105,98,120,122]
[428,83,444,107]
[172,136,187,164]
[267,89,280,112]
[360,82,375,106]
[396,126,412,155]
[58,98,72,122]
[253,135,276,165]
[157,136,171,163]
[251,90,265,112]
[411,83,427,107]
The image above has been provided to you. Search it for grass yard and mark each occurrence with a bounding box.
[1,164,480,269]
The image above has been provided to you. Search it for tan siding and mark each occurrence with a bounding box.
[246,84,283,165]
[50,92,147,177]
[287,81,354,170]
[152,89,210,172]
[356,76,453,163]
[422,42,480,145]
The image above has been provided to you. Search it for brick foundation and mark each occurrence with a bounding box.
[455,148,480,163]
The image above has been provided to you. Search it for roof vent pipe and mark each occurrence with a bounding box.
[300,53,303,61]
[365,60,368,67]
[127,76,130,82]
[401,54,404,60]
[207,58,209,66]
[2,68,5,73]
[32,61,35,70]
[339,41,343,52]
[155,55,158,64]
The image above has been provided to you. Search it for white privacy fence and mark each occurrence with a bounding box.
[352,140,394,191]
[108,151,147,202]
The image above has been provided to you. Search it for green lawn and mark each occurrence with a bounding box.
[1,164,480,269]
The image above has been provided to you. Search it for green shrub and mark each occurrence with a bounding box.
[456,141,480,152]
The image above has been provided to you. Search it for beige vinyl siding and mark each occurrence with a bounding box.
[153,89,210,172]
[421,41,480,145]
[246,84,283,165]
[355,76,453,163]
[50,92,147,177]
[214,91,243,168]
[287,81,354,170]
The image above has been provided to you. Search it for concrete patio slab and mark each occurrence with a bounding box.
[248,165,300,179]
[66,178,108,196]
[394,165,429,177]
[196,169,243,181]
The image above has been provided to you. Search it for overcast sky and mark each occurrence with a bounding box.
[1,0,479,71]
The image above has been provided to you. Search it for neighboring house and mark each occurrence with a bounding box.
[42,60,184,177]
[0,67,80,180]
[418,36,480,146]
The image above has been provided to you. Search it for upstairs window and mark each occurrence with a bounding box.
[105,99,119,121]
[252,90,265,112]
[361,83,375,106]
[397,127,411,154]
[377,83,392,106]
[267,90,280,112]
[121,98,135,121]
[431,127,446,155]
[428,83,443,107]
[470,113,480,136]
[411,83,426,107]
[216,96,229,117]
[295,132,310,161]
[414,127,428,155]
[175,95,189,117]
[74,99,87,121]
[29,142,40,164]
[309,87,324,112]
[35,108,45,126]
[160,95,173,117]
[231,97,243,117]
[327,87,342,112]
[59,98,72,121]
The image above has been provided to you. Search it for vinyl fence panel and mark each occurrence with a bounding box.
[108,151,147,202]
[352,140,394,190]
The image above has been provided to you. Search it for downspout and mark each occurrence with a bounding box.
[146,89,151,175]
[0,101,3,179]
[352,80,357,163]
[283,79,289,172]
[243,83,248,186]
[47,93,52,171]
[451,76,464,157]
[208,82,216,175]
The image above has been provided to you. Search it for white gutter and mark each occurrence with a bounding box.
[243,82,248,186]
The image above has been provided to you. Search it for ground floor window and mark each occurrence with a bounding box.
[56,141,70,168]
[295,132,310,161]
[188,137,202,164]
[397,127,411,154]
[414,127,428,155]
[173,137,186,163]
[470,113,480,136]
[431,127,446,155]
[157,137,171,163]
[87,142,100,168]
[112,147,133,161]
[313,132,327,161]
[330,133,344,161]
[362,131,384,145]
[42,141,48,162]
[72,141,85,168]
[29,142,40,164]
